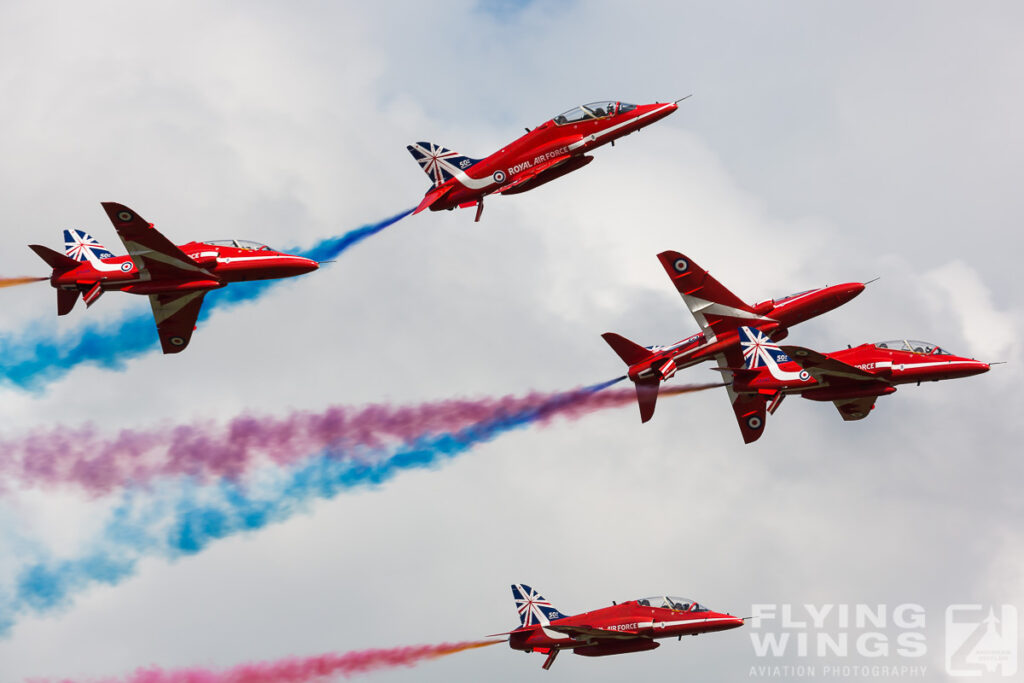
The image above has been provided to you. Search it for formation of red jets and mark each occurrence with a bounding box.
[21,97,992,671]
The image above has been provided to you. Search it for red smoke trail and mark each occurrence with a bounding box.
[0,276,47,289]
[39,639,501,682]
[1,382,723,496]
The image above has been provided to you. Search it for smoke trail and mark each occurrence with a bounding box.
[0,379,723,495]
[39,639,500,682]
[0,277,47,289]
[0,380,722,632]
[0,210,412,390]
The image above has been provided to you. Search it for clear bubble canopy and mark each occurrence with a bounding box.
[634,596,708,612]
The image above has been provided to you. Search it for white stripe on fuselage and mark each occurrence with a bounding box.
[654,616,738,629]
[891,360,975,371]
[567,102,677,151]
[439,102,677,191]
[216,255,289,264]
[80,246,131,273]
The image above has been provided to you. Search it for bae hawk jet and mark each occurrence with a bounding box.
[716,326,991,442]
[30,202,318,354]
[408,98,685,221]
[492,584,743,670]
[602,250,866,425]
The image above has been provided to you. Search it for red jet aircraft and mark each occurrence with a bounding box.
[407,98,684,221]
[493,584,743,670]
[602,251,866,423]
[29,202,319,354]
[717,326,991,443]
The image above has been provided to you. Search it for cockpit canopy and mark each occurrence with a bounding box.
[554,101,637,125]
[202,239,273,251]
[875,340,952,355]
[775,289,814,303]
[635,596,708,612]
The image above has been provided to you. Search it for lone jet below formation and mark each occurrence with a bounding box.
[408,98,684,221]
[718,326,991,442]
[602,250,866,424]
[30,202,319,354]
[492,584,743,670]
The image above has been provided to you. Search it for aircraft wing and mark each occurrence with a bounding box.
[656,250,772,341]
[101,202,214,281]
[494,155,572,194]
[781,346,889,421]
[832,395,878,421]
[715,347,768,443]
[546,624,647,641]
[780,346,881,383]
[730,392,769,444]
[148,291,206,354]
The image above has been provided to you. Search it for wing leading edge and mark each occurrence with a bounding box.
[101,202,214,281]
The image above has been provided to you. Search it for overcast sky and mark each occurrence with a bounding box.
[0,2,1021,682]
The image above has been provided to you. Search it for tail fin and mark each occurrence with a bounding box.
[601,333,664,422]
[601,332,655,366]
[28,245,82,315]
[56,289,77,316]
[738,326,807,382]
[63,229,114,262]
[407,141,482,188]
[511,584,569,627]
[635,379,661,423]
[738,326,790,370]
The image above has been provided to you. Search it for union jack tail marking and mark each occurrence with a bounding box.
[511,584,569,627]
[739,326,790,370]
[406,141,481,188]
[64,229,114,262]
[739,326,808,383]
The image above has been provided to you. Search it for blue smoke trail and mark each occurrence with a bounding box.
[0,209,412,390]
[0,377,623,635]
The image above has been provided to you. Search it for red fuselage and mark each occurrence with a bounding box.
[48,241,318,296]
[628,283,865,384]
[736,342,990,401]
[509,600,743,657]
[426,100,679,211]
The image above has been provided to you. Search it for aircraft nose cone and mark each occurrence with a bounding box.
[297,257,319,274]
[838,282,866,303]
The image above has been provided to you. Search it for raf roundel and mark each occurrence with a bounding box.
[169,336,186,347]
[747,415,763,430]
[120,262,133,272]
[117,211,133,222]
[799,370,810,381]
[492,170,507,184]
[673,258,689,273]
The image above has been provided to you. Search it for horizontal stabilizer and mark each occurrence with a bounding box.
[413,185,451,214]
[710,366,761,384]
[29,244,79,271]
[601,332,654,366]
